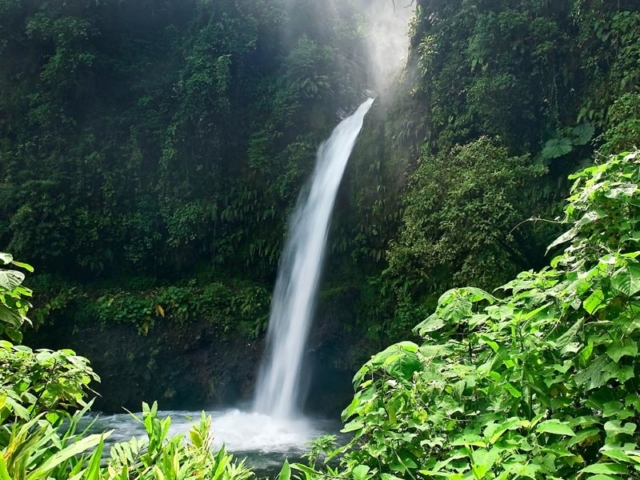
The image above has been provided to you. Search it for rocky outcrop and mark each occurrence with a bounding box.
[25,290,375,416]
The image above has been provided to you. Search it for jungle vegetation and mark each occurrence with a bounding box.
[0,0,639,344]
[1,0,640,478]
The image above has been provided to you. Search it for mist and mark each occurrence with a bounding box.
[279,0,415,93]
[363,0,415,92]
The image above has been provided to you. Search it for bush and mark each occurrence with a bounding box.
[0,253,256,480]
[300,150,640,479]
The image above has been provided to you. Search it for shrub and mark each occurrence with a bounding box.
[0,252,256,480]
[300,150,640,479]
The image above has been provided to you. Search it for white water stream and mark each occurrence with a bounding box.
[254,98,374,419]
[87,100,374,471]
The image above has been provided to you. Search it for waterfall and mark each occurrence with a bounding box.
[254,99,374,419]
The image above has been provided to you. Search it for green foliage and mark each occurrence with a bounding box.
[0,407,108,480]
[576,6,640,129]
[103,403,255,480]
[412,0,577,153]
[365,0,640,341]
[0,0,369,281]
[0,253,33,342]
[542,137,575,160]
[599,93,640,155]
[303,435,338,469]
[46,281,272,338]
[2,0,639,360]
[0,257,254,479]
[301,150,640,479]
[0,251,96,422]
[0,342,98,420]
[0,399,255,480]
[540,123,596,161]
[387,137,547,300]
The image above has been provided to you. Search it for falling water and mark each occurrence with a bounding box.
[254,98,375,419]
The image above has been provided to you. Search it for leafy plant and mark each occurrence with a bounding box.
[0,341,98,420]
[387,137,547,304]
[0,252,255,480]
[300,150,640,479]
[541,123,596,161]
[0,253,34,342]
[104,403,255,480]
[542,136,574,159]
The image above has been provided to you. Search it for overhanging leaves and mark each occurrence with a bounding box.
[542,137,574,159]
[611,263,640,296]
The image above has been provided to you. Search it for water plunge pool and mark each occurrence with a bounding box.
[85,408,341,476]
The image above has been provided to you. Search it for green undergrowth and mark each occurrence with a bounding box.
[292,151,640,479]
[30,278,271,339]
[2,153,640,480]
[1,255,256,479]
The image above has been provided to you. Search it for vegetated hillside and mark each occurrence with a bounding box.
[0,0,639,411]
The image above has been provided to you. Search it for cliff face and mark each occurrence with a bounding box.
[26,288,372,416]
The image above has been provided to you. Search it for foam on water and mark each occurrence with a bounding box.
[209,409,320,452]
[85,409,337,473]
[87,409,333,453]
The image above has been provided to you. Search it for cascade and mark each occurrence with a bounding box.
[82,100,376,472]
[254,99,375,419]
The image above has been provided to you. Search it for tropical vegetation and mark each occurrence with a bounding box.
[296,149,640,479]
[0,0,640,478]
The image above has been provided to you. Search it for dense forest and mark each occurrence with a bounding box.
[1,0,640,478]
[1,0,637,412]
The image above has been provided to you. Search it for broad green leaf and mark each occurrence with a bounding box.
[626,394,640,412]
[452,433,487,447]
[353,465,371,480]
[469,314,490,329]
[484,418,524,444]
[575,355,609,390]
[571,123,595,146]
[611,263,640,296]
[341,421,364,433]
[536,420,575,436]
[580,463,628,474]
[542,137,573,159]
[606,339,638,363]
[394,341,419,353]
[605,183,637,199]
[441,294,473,321]
[547,228,578,252]
[0,268,25,290]
[557,318,584,347]
[278,460,291,480]
[604,421,636,437]
[601,401,624,418]
[584,290,606,314]
[576,210,602,228]
[461,287,496,304]
[415,315,445,335]
[471,448,499,478]
[599,446,631,462]
[385,350,422,380]
[602,362,635,383]
[504,383,522,399]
